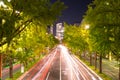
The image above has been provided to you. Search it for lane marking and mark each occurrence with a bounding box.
[32,49,57,80]
[72,56,102,80]
[68,54,82,80]
[60,50,62,80]
[62,51,80,80]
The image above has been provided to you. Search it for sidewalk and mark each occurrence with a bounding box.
[82,56,119,80]
[2,64,21,80]
[102,59,119,80]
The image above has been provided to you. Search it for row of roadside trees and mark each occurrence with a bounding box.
[0,0,66,79]
[63,0,120,79]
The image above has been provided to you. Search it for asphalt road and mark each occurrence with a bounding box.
[18,45,102,80]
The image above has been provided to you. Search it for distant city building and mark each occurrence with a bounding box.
[47,23,64,43]
[47,25,51,34]
[50,26,53,34]
[56,23,64,42]
[47,25,54,34]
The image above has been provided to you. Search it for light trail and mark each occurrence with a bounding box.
[45,72,50,80]
[19,45,103,80]
[68,54,87,80]
[32,49,57,80]
[66,53,86,79]
[73,57,96,80]
[60,49,62,80]
[59,45,102,80]
[59,45,80,80]
[72,56,103,80]
[59,45,73,80]
[61,48,73,80]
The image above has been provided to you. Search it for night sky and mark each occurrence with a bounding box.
[56,0,93,24]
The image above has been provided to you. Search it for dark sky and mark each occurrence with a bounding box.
[56,0,93,24]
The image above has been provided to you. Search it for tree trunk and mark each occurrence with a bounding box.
[0,54,2,80]
[0,19,2,79]
[95,52,97,70]
[99,53,102,73]
[84,51,87,60]
[118,60,120,80]
[9,58,13,78]
[84,51,86,59]
[90,53,92,66]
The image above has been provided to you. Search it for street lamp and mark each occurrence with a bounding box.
[85,25,90,30]
[0,1,8,8]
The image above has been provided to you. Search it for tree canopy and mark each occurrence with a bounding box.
[0,0,66,47]
[83,0,120,57]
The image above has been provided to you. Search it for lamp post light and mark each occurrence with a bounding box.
[85,25,90,30]
[0,1,7,8]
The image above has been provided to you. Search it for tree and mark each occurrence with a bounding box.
[0,0,66,47]
[83,0,120,75]
[0,0,66,79]
[63,23,88,57]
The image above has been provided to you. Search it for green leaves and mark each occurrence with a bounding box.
[0,0,66,47]
[0,0,66,70]
[83,0,120,59]
[63,23,89,53]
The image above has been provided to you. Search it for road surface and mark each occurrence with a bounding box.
[18,45,102,80]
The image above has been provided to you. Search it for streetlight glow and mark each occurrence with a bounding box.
[15,10,20,14]
[7,0,11,2]
[0,1,7,8]
[85,25,90,29]
[106,2,109,5]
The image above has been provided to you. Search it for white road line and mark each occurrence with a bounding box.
[32,49,57,80]
[59,45,84,80]
[61,50,73,80]
[72,56,102,80]
[63,51,80,80]
[69,55,86,79]
[63,51,80,79]
[60,50,62,80]
[45,72,50,80]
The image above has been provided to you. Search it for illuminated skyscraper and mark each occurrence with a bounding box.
[56,23,64,42]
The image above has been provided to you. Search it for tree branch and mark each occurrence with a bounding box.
[0,19,32,47]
